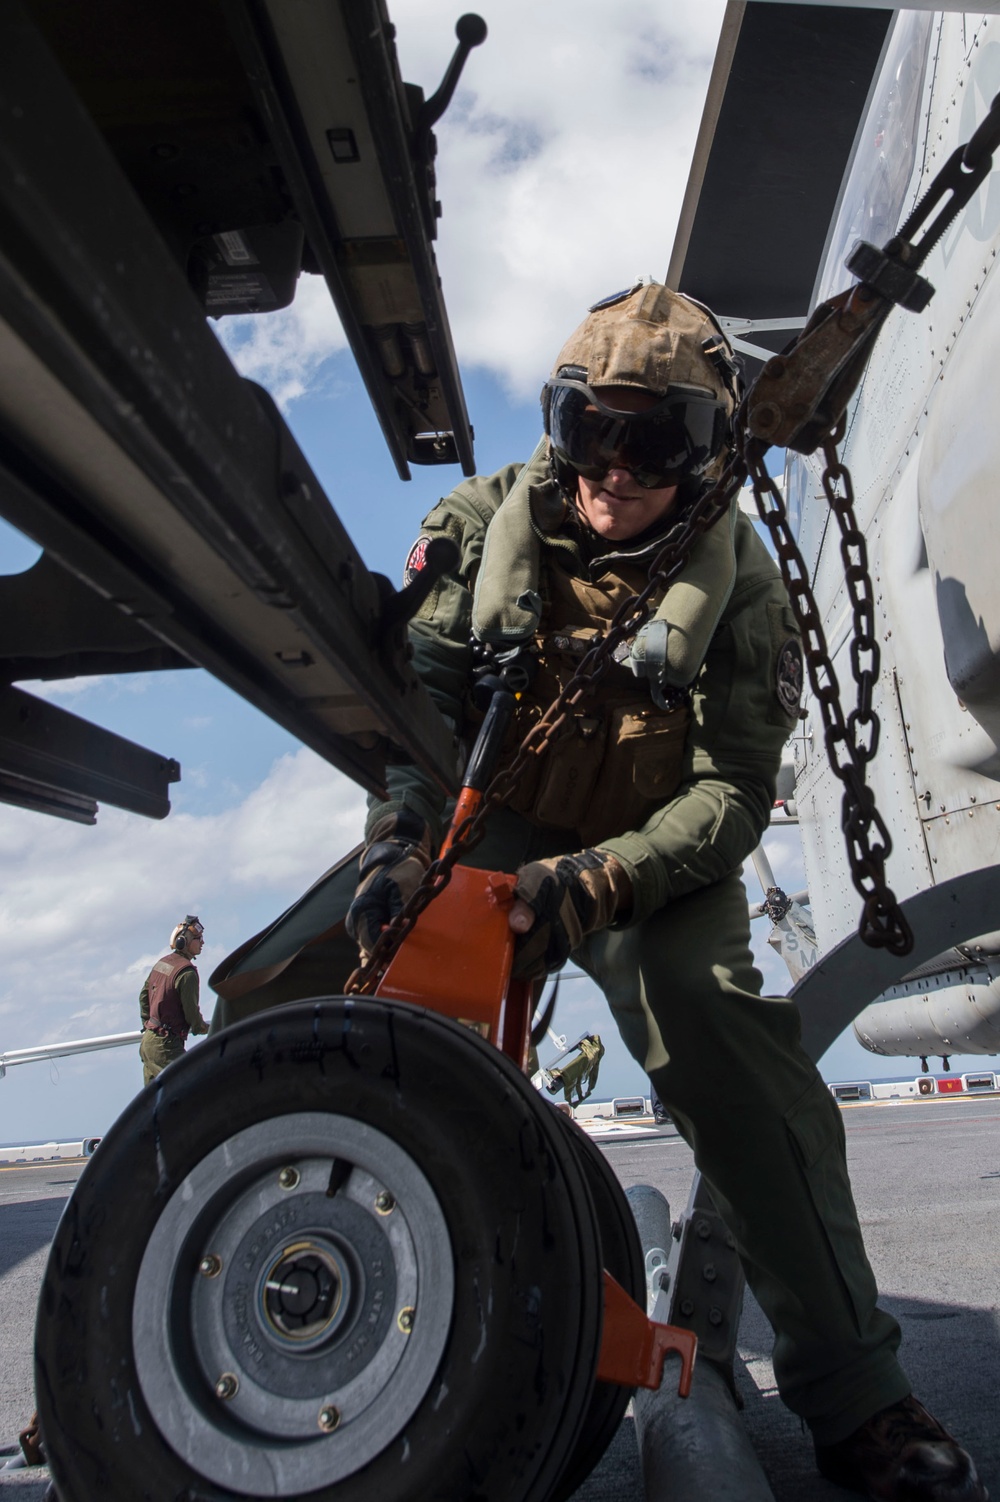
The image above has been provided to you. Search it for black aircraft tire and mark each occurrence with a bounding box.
[35,998,604,1502]
[548,1118,646,1502]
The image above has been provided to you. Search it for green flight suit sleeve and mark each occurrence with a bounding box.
[139,978,150,1025]
[177,968,209,1034]
[363,464,524,847]
[599,526,800,925]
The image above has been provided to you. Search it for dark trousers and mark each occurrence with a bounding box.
[467,810,909,1442]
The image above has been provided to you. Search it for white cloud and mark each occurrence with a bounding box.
[760,826,807,887]
[27,674,108,700]
[0,748,366,1052]
[416,0,725,397]
[217,0,726,406]
[215,273,349,408]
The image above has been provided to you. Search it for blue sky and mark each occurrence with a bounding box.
[0,0,987,1145]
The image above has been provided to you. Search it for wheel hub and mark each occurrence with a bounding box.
[132,1113,453,1496]
[261,1240,344,1343]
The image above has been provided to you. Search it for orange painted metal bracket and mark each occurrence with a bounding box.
[596,1272,697,1397]
[375,865,534,1067]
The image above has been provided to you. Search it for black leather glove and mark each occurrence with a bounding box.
[512,849,630,978]
[346,810,432,960]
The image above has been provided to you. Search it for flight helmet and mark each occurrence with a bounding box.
[541,281,741,499]
[171,915,204,953]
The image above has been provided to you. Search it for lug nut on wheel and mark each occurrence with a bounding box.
[318,1405,341,1432]
[375,1189,395,1215]
[198,1253,222,1278]
[278,1166,300,1191]
[398,1306,415,1333]
[215,1373,239,1400]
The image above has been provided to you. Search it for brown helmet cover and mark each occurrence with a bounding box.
[551,282,735,412]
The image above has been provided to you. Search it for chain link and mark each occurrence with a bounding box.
[741,430,912,956]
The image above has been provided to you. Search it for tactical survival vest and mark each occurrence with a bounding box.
[145,952,195,1038]
[468,459,739,847]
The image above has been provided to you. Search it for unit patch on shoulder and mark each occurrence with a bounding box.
[403,535,433,587]
[776,638,804,716]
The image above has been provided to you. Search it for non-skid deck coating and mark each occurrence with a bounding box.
[2,1096,997,1500]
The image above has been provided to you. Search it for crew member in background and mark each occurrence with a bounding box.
[648,1079,670,1126]
[139,915,209,1085]
[346,282,985,1502]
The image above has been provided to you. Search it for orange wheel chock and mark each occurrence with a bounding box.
[595,1272,697,1397]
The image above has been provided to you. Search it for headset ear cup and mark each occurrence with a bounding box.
[173,915,201,953]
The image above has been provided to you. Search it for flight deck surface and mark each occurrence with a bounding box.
[2,1096,997,1500]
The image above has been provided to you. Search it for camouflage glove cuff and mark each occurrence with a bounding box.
[346,811,432,959]
[512,850,630,978]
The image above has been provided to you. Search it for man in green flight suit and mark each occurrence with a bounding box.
[139,915,210,1085]
[346,282,985,1502]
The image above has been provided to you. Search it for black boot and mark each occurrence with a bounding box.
[815,1395,987,1501]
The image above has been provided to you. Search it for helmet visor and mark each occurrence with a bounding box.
[545,378,729,489]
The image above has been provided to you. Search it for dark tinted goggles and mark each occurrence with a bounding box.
[544,378,729,489]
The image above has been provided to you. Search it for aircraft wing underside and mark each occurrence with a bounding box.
[667,2,893,378]
[0,0,472,823]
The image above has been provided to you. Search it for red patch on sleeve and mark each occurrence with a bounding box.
[403,535,432,586]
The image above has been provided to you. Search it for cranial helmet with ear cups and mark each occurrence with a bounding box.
[170,915,204,952]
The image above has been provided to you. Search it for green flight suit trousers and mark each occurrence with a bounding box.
[139,1029,185,1086]
[462,809,911,1444]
